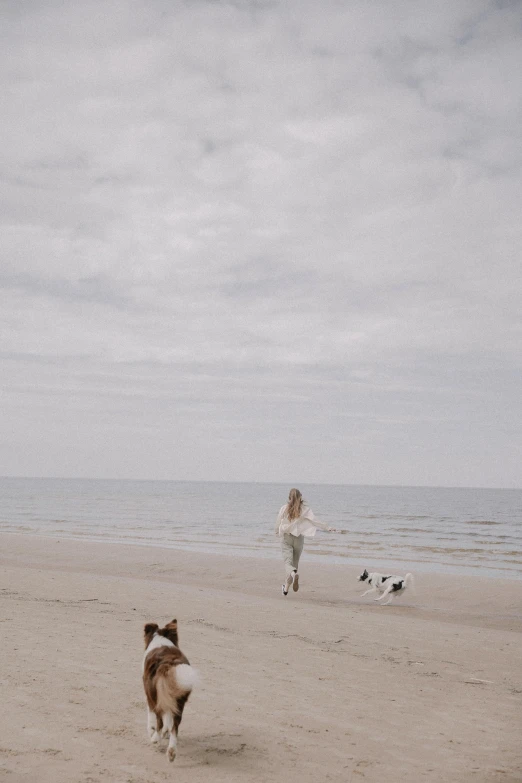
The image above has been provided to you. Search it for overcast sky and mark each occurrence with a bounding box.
[1,0,521,488]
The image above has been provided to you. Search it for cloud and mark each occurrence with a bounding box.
[0,0,521,486]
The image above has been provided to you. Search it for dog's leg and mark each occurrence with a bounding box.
[151,712,163,744]
[162,712,173,738]
[361,587,377,597]
[167,694,189,762]
[375,586,392,603]
[167,729,177,762]
[147,708,157,740]
[377,586,396,605]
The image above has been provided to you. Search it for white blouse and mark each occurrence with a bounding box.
[275,503,332,538]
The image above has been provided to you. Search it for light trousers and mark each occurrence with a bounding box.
[281,533,304,578]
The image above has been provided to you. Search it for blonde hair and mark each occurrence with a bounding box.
[286,488,303,521]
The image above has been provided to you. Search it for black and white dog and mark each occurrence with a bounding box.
[358,569,414,605]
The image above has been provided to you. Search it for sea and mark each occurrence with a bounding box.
[1,477,521,579]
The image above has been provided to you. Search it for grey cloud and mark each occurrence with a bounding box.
[0,272,134,308]
[0,0,520,486]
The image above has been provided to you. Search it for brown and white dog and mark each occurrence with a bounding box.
[142,619,198,762]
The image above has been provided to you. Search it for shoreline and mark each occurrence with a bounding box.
[2,531,521,631]
[1,529,521,582]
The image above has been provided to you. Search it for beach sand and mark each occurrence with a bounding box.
[0,533,521,783]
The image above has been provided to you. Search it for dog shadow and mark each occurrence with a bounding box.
[167,731,265,769]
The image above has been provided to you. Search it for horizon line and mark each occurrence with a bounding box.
[0,475,520,492]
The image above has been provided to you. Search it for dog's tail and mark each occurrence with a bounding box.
[404,573,415,592]
[175,664,199,694]
[156,664,199,716]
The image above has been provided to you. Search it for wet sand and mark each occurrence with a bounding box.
[0,533,521,783]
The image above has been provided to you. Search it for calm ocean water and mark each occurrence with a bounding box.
[1,477,521,579]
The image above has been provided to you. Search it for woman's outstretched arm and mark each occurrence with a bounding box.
[302,506,340,532]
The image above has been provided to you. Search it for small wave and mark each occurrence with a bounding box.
[406,545,490,555]
[362,514,432,521]
[464,531,513,539]
[309,546,385,557]
[464,520,501,526]
[349,531,384,537]
[392,527,431,534]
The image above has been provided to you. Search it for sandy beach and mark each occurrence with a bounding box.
[0,532,521,783]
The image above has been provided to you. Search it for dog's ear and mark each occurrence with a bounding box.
[162,619,179,646]
[144,623,159,637]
